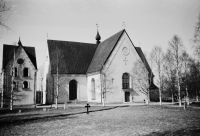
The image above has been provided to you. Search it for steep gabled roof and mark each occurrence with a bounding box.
[135,47,151,72]
[87,29,125,73]
[48,40,97,74]
[135,47,154,79]
[2,44,37,70]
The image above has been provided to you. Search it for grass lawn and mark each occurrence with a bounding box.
[0,105,200,136]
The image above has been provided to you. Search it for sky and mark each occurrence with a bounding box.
[0,0,200,71]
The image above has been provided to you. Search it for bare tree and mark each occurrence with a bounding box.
[47,45,69,109]
[132,59,150,105]
[193,13,200,59]
[151,46,164,105]
[180,51,190,105]
[100,69,113,106]
[163,50,176,104]
[0,0,11,30]
[169,35,184,107]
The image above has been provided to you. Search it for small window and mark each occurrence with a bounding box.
[122,73,129,89]
[23,68,29,77]
[91,78,96,100]
[23,81,30,89]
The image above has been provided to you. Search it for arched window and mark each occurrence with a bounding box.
[91,78,95,100]
[23,81,29,89]
[122,73,129,89]
[14,67,18,77]
[69,80,77,100]
[23,68,29,77]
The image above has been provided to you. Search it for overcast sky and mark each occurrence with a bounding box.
[0,0,200,70]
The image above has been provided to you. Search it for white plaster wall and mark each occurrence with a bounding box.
[103,32,146,103]
[87,73,102,103]
[54,74,88,103]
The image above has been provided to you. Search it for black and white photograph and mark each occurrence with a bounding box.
[0,0,200,135]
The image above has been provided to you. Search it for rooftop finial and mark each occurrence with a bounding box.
[95,24,101,44]
[18,37,22,46]
[122,22,126,29]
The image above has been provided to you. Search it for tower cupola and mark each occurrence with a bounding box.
[18,37,23,46]
[95,30,101,44]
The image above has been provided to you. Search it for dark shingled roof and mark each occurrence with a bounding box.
[87,29,125,73]
[48,40,97,74]
[135,47,158,89]
[135,47,152,74]
[2,44,37,70]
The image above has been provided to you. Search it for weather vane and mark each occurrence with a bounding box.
[122,22,126,29]
[96,24,99,30]
[46,33,48,39]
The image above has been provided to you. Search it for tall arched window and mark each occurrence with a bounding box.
[69,80,77,100]
[91,78,95,100]
[122,73,129,89]
[23,68,29,77]
[23,81,29,89]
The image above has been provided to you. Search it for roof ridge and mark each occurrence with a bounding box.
[47,39,96,45]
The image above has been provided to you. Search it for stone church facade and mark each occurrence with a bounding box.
[1,39,37,107]
[43,29,158,104]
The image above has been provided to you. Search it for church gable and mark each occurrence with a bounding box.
[2,44,37,70]
[103,31,141,70]
[87,29,124,73]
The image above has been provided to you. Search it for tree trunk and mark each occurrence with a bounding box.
[196,88,199,102]
[146,89,150,105]
[1,71,4,108]
[171,90,174,105]
[10,79,14,111]
[178,85,181,107]
[55,69,59,109]
[10,68,14,111]
[186,85,189,105]
[159,84,162,106]
[102,92,105,107]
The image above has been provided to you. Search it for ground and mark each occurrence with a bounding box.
[0,104,200,136]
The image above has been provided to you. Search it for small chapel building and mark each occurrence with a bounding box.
[43,29,158,104]
[1,39,37,107]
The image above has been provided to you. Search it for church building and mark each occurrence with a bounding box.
[43,29,158,104]
[1,39,37,107]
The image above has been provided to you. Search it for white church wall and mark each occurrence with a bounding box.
[87,73,102,103]
[51,74,88,103]
[103,32,146,103]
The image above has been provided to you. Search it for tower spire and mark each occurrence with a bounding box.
[18,37,22,46]
[95,24,101,44]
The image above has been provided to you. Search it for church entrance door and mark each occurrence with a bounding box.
[125,92,130,102]
[69,80,77,100]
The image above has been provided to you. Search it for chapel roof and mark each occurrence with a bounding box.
[87,29,125,73]
[47,29,154,76]
[47,40,97,74]
[134,47,151,73]
[2,44,37,70]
